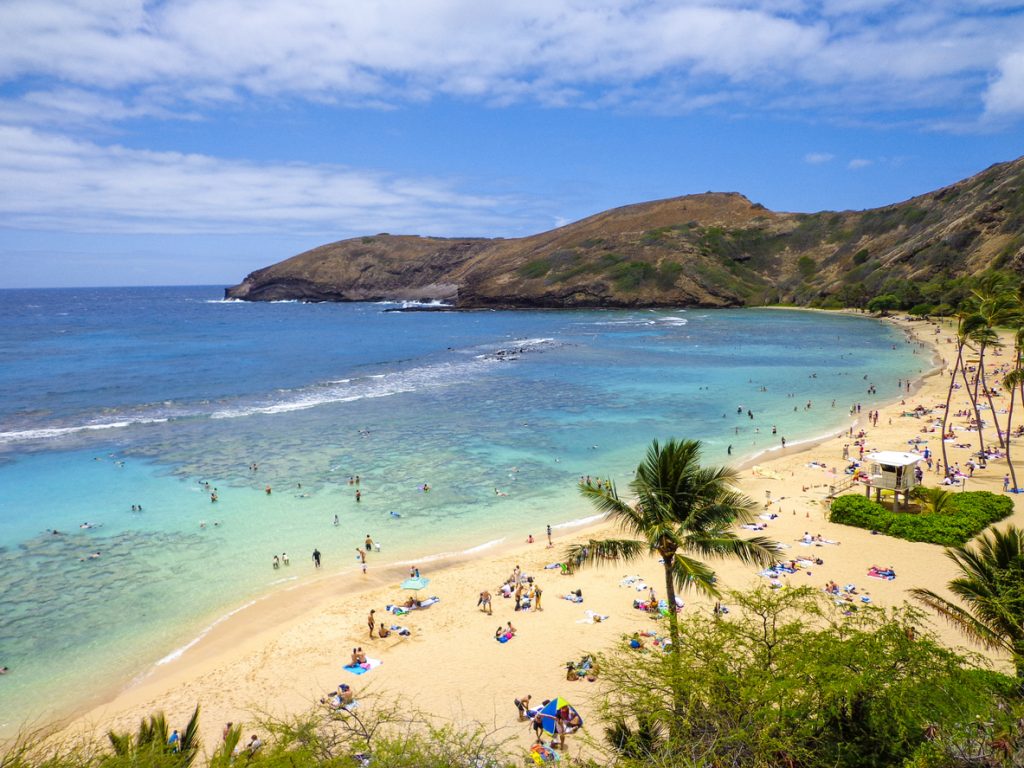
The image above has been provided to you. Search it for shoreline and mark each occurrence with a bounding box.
[32,310,1012,757]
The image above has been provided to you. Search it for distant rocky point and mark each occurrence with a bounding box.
[226,156,1024,308]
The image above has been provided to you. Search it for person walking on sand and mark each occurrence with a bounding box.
[312,548,321,568]
[479,589,492,615]
[534,583,543,611]
[367,609,376,638]
[1004,474,1011,492]
[546,524,552,548]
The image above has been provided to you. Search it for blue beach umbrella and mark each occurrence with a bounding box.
[537,697,583,734]
[400,576,430,591]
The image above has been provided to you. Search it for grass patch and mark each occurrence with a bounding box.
[518,259,551,279]
[829,491,1013,546]
[610,260,657,290]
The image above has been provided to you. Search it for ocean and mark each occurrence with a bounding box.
[0,286,928,730]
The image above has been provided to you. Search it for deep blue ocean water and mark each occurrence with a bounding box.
[0,286,928,730]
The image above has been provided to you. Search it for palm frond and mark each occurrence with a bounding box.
[684,531,780,567]
[180,704,201,765]
[562,538,647,571]
[107,730,132,756]
[670,554,719,598]
[910,588,1010,653]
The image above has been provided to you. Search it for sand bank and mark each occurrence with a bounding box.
[47,314,1024,760]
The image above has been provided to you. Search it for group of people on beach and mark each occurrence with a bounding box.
[515,696,583,751]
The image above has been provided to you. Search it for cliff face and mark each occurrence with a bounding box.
[226,156,1024,308]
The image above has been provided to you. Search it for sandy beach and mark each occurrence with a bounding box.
[46,313,1024,759]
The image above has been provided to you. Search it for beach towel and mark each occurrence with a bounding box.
[530,744,560,764]
[496,633,514,643]
[343,658,382,676]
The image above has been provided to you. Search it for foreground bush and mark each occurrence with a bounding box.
[590,587,1021,768]
[829,491,1013,545]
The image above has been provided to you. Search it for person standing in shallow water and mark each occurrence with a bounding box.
[312,548,321,568]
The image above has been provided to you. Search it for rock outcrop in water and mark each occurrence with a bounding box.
[226,155,1024,308]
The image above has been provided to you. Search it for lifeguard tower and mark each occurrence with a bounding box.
[864,451,922,511]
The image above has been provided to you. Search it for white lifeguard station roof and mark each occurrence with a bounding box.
[867,451,922,467]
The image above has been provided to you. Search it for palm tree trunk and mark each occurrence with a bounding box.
[960,353,986,456]
[660,552,685,744]
[1006,384,1018,492]
[941,344,965,471]
[661,556,681,651]
[979,348,1004,448]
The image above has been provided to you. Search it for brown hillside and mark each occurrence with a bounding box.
[226,156,1024,308]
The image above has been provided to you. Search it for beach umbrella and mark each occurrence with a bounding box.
[400,576,430,591]
[537,697,583,734]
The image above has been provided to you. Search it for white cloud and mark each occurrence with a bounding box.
[983,50,1024,118]
[0,125,522,236]
[848,158,873,169]
[0,1,1021,124]
[804,152,835,164]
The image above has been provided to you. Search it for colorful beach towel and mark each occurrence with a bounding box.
[343,658,382,675]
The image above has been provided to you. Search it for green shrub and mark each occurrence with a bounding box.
[903,207,928,225]
[852,248,870,265]
[829,491,1013,546]
[517,259,550,279]
[611,261,657,290]
[655,262,683,290]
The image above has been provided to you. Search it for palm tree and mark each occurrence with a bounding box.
[107,705,202,766]
[940,312,986,472]
[911,526,1024,679]
[1003,367,1024,492]
[959,275,1022,454]
[564,438,779,652]
[910,486,954,515]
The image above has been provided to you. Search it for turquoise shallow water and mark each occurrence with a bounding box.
[0,288,929,730]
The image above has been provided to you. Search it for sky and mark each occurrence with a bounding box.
[2,1,1024,288]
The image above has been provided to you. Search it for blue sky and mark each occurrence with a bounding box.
[2,1,1024,288]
